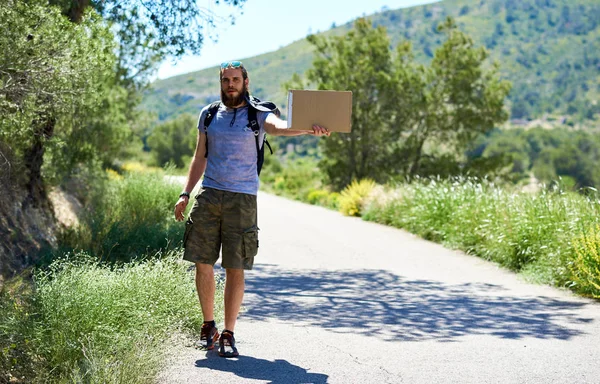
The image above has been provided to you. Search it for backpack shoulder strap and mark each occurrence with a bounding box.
[203,101,221,132]
[203,101,221,157]
[247,105,261,154]
[247,104,260,136]
[247,105,273,154]
[247,104,273,176]
[246,95,277,155]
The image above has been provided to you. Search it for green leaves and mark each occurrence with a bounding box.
[300,17,511,189]
[305,18,395,189]
[468,126,600,189]
[147,113,198,168]
[49,0,248,86]
[0,0,124,185]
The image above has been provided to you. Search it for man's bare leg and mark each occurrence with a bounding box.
[224,268,245,331]
[195,263,215,321]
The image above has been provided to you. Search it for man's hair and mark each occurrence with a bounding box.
[219,63,248,81]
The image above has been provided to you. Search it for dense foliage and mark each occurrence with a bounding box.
[468,127,600,189]
[292,17,510,189]
[0,0,129,192]
[1,0,248,193]
[378,0,600,122]
[147,114,198,168]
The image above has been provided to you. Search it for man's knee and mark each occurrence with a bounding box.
[225,268,244,279]
[196,262,214,278]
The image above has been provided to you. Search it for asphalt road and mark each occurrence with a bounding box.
[159,191,600,384]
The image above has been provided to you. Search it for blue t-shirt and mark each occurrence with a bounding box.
[197,103,271,195]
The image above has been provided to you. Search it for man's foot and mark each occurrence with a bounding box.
[218,330,239,358]
[196,322,219,350]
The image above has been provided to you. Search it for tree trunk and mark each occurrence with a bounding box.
[408,138,426,180]
[67,0,91,23]
[347,130,357,187]
[22,117,55,210]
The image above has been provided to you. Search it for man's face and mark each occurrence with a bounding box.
[220,68,248,108]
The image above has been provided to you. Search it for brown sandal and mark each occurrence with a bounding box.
[218,330,239,358]
[196,323,219,350]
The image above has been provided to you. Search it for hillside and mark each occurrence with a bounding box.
[141,0,600,123]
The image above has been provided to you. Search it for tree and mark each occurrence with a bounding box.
[0,0,247,274]
[467,127,600,190]
[299,18,397,189]
[1,0,247,206]
[387,17,511,179]
[147,114,197,168]
[481,132,530,175]
[294,17,511,188]
[0,0,125,207]
[49,0,247,87]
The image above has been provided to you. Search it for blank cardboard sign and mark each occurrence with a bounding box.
[287,90,352,132]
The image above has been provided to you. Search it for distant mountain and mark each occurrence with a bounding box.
[142,0,600,123]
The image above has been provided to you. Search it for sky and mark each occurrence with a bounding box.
[156,0,438,79]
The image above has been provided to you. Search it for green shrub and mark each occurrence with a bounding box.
[363,178,600,292]
[571,225,600,298]
[58,169,183,262]
[338,179,376,217]
[27,251,220,383]
[304,189,341,210]
[261,156,323,201]
[147,114,197,168]
[326,192,341,210]
[306,189,330,205]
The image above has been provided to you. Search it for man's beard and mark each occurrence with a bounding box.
[221,85,247,108]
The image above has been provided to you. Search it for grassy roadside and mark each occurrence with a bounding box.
[1,167,223,383]
[362,179,600,297]
[260,160,600,299]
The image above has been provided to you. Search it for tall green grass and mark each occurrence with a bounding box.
[58,169,183,263]
[0,279,39,383]
[2,252,221,383]
[363,178,600,295]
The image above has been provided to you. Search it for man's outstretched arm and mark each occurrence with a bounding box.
[264,114,330,137]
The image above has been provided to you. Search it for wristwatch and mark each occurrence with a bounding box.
[179,192,191,199]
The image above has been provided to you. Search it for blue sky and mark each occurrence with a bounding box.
[156,0,437,79]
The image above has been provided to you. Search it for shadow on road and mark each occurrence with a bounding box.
[243,264,593,342]
[195,354,328,384]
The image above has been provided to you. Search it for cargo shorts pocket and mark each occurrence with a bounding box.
[242,227,259,258]
[183,219,194,247]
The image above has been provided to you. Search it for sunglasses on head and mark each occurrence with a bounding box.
[220,61,243,69]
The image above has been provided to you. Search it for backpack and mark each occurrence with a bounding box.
[202,95,279,176]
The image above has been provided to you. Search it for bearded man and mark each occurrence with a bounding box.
[174,60,329,357]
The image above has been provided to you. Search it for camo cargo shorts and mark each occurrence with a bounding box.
[183,187,258,270]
